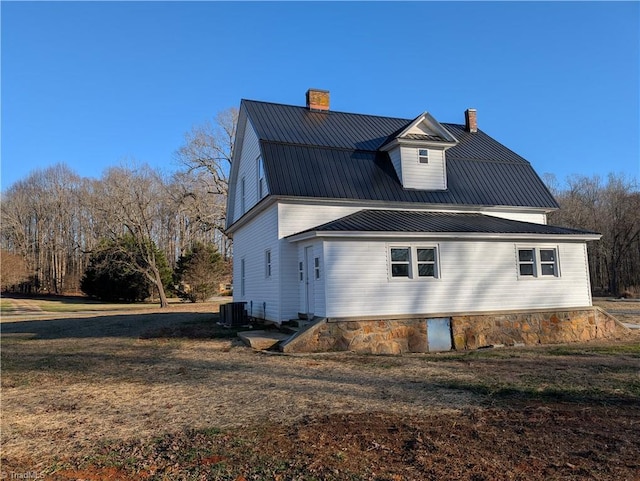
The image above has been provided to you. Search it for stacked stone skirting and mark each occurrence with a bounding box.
[280,307,627,354]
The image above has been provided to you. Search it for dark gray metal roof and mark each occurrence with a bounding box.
[290,210,599,237]
[261,142,557,208]
[242,99,558,209]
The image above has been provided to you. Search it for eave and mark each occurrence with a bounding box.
[287,230,602,243]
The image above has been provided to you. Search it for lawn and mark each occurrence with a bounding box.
[1,298,639,480]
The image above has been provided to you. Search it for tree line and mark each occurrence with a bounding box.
[545,173,640,297]
[1,106,638,301]
[1,109,237,305]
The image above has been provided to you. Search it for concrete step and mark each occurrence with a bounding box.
[237,330,291,351]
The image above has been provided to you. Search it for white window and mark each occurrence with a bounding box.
[390,247,411,278]
[418,148,429,164]
[517,247,559,278]
[240,258,246,296]
[257,156,266,199]
[265,250,272,278]
[390,246,439,279]
[540,248,558,276]
[240,176,246,215]
[417,248,437,277]
[299,261,304,281]
[314,257,320,279]
[518,248,535,276]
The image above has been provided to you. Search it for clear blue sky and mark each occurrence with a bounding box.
[2,1,639,191]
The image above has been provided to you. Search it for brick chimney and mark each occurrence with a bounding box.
[465,108,477,133]
[306,88,330,111]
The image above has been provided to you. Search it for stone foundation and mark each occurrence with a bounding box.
[451,307,623,350]
[282,319,427,355]
[281,307,627,354]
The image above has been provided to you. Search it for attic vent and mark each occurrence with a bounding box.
[306,89,330,111]
[465,108,477,133]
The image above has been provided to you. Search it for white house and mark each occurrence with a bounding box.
[226,90,608,352]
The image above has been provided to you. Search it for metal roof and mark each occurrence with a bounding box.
[261,142,557,208]
[242,99,559,209]
[290,210,599,237]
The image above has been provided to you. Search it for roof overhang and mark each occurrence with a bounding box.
[287,230,601,243]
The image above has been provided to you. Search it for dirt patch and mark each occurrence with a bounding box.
[14,407,640,481]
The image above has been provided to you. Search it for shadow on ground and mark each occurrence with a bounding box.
[0,311,225,339]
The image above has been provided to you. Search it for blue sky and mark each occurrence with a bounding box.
[2,1,639,191]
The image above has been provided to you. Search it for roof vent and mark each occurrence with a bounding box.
[306,89,330,111]
[465,108,477,133]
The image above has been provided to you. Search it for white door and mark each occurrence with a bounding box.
[305,246,315,318]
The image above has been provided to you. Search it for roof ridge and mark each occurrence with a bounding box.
[242,98,412,123]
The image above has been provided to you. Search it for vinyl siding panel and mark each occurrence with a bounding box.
[232,122,266,224]
[294,241,326,317]
[278,203,361,320]
[278,203,364,238]
[232,204,279,320]
[400,146,447,190]
[388,147,402,183]
[481,211,547,224]
[323,239,592,318]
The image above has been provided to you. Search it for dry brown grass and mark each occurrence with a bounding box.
[593,297,640,325]
[1,297,639,480]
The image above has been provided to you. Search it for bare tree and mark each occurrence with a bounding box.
[0,249,29,291]
[1,164,83,294]
[89,164,172,307]
[175,107,238,258]
[548,173,640,296]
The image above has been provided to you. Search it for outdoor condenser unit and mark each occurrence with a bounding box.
[220,302,247,328]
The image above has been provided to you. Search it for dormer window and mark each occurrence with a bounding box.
[418,149,429,164]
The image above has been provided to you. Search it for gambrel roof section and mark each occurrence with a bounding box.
[227,99,559,228]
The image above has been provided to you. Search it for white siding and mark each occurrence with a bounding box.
[293,241,326,317]
[482,211,547,225]
[232,204,279,320]
[278,203,361,320]
[399,146,447,191]
[388,147,402,182]
[323,239,592,318]
[278,203,364,238]
[232,123,267,224]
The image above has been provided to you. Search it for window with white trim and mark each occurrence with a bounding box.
[417,248,437,277]
[265,250,272,278]
[390,246,439,279]
[418,148,429,164]
[390,247,411,278]
[518,248,535,276]
[517,247,559,278]
[314,257,320,279]
[299,261,304,281]
[257,156,266,199]
[540,248,558,276]
[240,176,246,215]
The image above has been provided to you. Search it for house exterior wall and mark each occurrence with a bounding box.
[387,146,447,191]
[231,122,266,224]
[232,203,279,320]
[234,202,556,323]
[480,211,547,225]
[294,240,326,318]
[322,238,593,319]
[278,203,360,321]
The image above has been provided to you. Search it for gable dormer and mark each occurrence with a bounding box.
[380,112,458,191]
